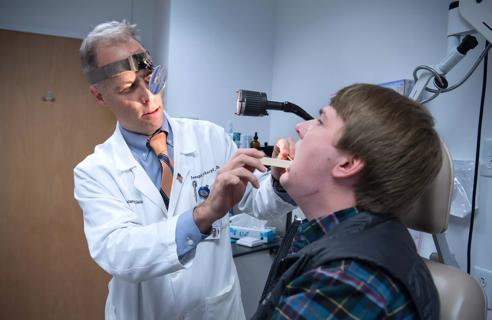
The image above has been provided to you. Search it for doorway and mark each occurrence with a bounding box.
[0,29,115,319]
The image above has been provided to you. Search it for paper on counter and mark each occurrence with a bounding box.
[260,157,291,168]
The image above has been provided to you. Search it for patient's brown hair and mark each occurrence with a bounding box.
[331,83,442,214]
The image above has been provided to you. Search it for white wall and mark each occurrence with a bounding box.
[151,0,171,67]
[269,0,454,141]
[0,0,130,39]
[166,0,275,143]
[0,0,165,60]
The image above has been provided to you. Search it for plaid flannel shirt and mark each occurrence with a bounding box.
[272,208,418,320]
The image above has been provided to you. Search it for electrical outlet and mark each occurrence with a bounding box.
[473,265,492,310]
[480,139,492,177]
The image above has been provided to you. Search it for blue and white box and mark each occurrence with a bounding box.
[229,226,276,243]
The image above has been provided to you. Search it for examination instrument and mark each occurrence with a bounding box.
[260,157,291,168]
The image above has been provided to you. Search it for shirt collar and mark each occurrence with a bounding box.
[119,115,174,154]
[291,207,359,253]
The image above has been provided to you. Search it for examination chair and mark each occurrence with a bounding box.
[399,141,487,320]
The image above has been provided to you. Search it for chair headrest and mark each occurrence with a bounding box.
[399,139,453,234]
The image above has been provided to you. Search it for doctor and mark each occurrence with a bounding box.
[74,21,295,320]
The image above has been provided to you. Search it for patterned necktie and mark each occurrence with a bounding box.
[148,131,174,208]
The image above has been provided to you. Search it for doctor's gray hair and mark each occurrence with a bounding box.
[80,20,142,75]
[331,83,442,215]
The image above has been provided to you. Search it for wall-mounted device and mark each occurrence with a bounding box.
[410,0,492,103]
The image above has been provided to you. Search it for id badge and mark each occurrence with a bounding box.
[207,218,222,240]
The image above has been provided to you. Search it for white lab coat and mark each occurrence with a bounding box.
[74,116,295,320]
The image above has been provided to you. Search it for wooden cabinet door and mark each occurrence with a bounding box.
[0,29,115,320]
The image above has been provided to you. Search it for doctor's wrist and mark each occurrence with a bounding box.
[192,203,214,234]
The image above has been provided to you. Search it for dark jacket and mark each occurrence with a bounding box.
[253,211,439,320]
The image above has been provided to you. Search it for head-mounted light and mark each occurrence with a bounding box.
[86,51,167,95]
[148,64,167,95]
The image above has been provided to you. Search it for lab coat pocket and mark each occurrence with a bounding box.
[184,301,205,320]
[204,278,245,320]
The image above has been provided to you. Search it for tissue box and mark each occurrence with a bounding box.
[229,226,276,243]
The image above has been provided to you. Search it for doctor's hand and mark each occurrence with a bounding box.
[193,148,267,233]
[271,138,296,180]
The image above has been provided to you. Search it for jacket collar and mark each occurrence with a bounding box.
[111,122,140,171]
[291,207,359,254]
[166,114,197,156]
[110,113,199,171]
[109,122,165,213]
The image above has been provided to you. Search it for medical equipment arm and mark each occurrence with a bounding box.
[236,89,314,121]
[410,0,492,104]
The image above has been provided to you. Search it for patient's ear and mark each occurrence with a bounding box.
[332,154,364,178]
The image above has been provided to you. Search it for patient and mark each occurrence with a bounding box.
[253,83,441,319]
